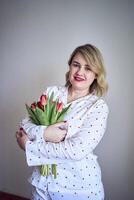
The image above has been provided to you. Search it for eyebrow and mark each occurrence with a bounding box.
[72,61,80,64]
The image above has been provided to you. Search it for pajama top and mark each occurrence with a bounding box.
[20,85,109,200]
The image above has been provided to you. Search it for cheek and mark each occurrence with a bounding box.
[68,70,72,82]
[87,73,96,84]
[69,68,75,79]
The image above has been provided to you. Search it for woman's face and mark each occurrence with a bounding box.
[69,53,96,92]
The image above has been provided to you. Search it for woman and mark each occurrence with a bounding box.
[16,44,109,200]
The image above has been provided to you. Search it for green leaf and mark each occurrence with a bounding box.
[46,91,59,124]
[25,104,40,125]
[49,91,54,101]
[46,92,54,119]
[50,102,58,124]
[62,103,72,114]
[35,107,49,125]
[49,106,55,124]
[56,114,64,122]
[57,103,71,121]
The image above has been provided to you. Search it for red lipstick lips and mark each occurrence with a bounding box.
[74,75,85,81]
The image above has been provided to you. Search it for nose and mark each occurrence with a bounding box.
[76,66,84,75]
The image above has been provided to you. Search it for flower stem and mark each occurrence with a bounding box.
[52,164,57,179]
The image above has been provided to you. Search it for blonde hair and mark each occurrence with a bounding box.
[65,44,108,97]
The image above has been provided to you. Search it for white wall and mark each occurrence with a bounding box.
[0,0,134,199]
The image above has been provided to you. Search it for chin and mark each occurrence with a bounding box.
[71,83,86,91]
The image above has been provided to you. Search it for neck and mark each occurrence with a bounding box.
[68,86,89,100]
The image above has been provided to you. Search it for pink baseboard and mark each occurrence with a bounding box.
[0,191,30,200]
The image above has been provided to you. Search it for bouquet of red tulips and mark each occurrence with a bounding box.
[25,92,71,178]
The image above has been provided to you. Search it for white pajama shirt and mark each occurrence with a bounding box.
[21,86,109,200]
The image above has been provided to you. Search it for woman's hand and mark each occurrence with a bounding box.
[16,128,29,151]
[44,121,68,143]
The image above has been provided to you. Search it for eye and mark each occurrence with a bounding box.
[85,67,91,71]
[72,63,80,67]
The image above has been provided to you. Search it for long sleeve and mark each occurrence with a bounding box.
[25,100,109,166]
[20,118,47,141]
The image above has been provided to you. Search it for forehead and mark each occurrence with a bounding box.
[72,53,88,64]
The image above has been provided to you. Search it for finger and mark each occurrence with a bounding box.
[16,131,20,138]
[61,135,66,141]
[16,131,22,137]
[59,129,67,137]
[59,125,67,130]
[60,129,67,133]
[21,131,26,137]
[20,127,27,135]
[54,121,67,127]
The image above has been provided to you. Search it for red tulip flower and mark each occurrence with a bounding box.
[31,102,36,110]
[56,102,63,112]
[40,94,47,106]
[37,101,44,111]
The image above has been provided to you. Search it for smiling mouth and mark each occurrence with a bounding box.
[74,76,85,81]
